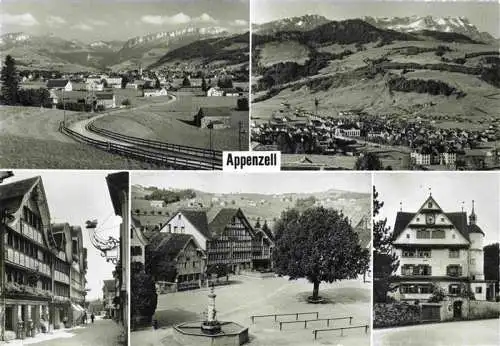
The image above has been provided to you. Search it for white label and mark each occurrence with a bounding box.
[223,151,281,172]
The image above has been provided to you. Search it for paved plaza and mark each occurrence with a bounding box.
[374,318,500,346]
[131,275,371,346]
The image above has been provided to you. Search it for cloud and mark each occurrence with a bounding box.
[72,23,93,31]
[2,13,39,26]
[47,15,66,27]
[88,19,108,26]
[141,12,191,25]
[195,13,218,24]
[232,19,248,27]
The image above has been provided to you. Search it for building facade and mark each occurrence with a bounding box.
[160,208,274,274]
[0,177,86,341]
[390,194,494,319]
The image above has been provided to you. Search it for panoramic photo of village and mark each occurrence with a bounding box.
[250,0,500,170]
[373,173,500,346]
[0,0,250,170]
[0,170,129,345]
[129,172,371,346]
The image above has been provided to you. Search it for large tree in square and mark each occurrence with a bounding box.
[373,186,399,302]
[1,55,19,105]
[273,207,369,302]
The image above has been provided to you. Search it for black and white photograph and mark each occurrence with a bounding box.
[0,170,129,345]
[0,0,250,170]
[372,172,500,346]
[250,0,500,171]
[130,172,371,345]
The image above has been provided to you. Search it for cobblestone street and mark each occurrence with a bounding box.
[5,318,124,346]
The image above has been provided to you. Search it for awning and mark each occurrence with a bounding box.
[71,303,85,320]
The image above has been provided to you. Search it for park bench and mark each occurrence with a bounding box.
[312,324,369,340]
[279,316,353,330]
[251,312,319,323]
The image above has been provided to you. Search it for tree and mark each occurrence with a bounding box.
[154,78,161,89]
[428,283,445,302]
[217,77,233,88]
[121,76,129,89]
[355,152,383,170]
[131,262,158,327]
[201,77,208,92]
[373,186,399,303]
[182,76,191,87]
[1,55,19,105]
[237,97,249,111]
[121,98,131,107]
[484,243,499,296]
[254,218,261,229]
[273,207,369,302]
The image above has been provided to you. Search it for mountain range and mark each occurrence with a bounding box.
[0,26,244,71]
[254,15,497,44]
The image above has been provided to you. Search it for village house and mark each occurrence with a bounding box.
[130,217,147,265]
[102,280,117,319]
[222,88,241,97]
[105,77,122,88]
[86,82,104,92]
[46,79,72,92]
[206,86,224,97]
[195,107,232,129]
[390,194,498,320]
[143,88,168,97]
[95,93,116,109]
[159,208,274,274]
[148,233,206,291]
[0,177,87,341]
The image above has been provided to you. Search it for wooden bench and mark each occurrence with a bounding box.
[279,316,353,330]
[251,312,319,323]
[312,325,369,340]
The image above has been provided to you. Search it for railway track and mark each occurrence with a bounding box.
[60,121,222,170]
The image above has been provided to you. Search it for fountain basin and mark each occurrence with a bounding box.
[174,321,249,346]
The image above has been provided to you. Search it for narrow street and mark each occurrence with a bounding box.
[6,318,123,346]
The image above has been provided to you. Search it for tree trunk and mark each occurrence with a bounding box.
[312,281,320,300]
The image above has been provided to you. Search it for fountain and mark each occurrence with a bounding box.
[173,284,249,345]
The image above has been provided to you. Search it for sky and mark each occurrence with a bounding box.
[374,172,500,246]
[251,0,500,38]
[2,170,122,301]
[0,0,249,42]
[132,171,371,194]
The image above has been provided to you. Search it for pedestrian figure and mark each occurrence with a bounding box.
[83,312,87,324]
[91,313,95,324]
[153,319,159,330]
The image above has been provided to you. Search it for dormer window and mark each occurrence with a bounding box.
[428,202,433,208]
[178,214,181,220]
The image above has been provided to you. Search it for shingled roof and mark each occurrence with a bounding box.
[393,211,470,242]
[46,79,70,88]
[208,208,239,237]
[149,233,194,260]
[179,210,211,239]
[0,176,40,215]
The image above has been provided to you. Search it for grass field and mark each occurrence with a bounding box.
[93,94,249,150]
[259,41,311,67]
[252,39,500,130]
[0,134,160,169]
[131,276,371,346]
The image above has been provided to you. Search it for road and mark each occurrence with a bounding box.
[7,318,123,346]
[67,95,176,145]
[373,318,500,346]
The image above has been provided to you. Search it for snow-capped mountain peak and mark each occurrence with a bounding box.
[363,16,495,43]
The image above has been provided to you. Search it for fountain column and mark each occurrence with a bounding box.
[207,285,217,323]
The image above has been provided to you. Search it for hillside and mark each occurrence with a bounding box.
[131,184,371,232]
[251,17,500,126]
[0,27,241,71]
[148,32,249,71]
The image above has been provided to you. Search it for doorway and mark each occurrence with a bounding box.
[453,301,462,319]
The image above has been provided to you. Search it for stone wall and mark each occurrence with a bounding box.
[373,302,421,328]
[469,301,500,319]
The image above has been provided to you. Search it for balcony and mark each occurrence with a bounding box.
[4,282,52,300]
[5,247,51,276]
[20,221,43,244]
[400,293,432,300]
